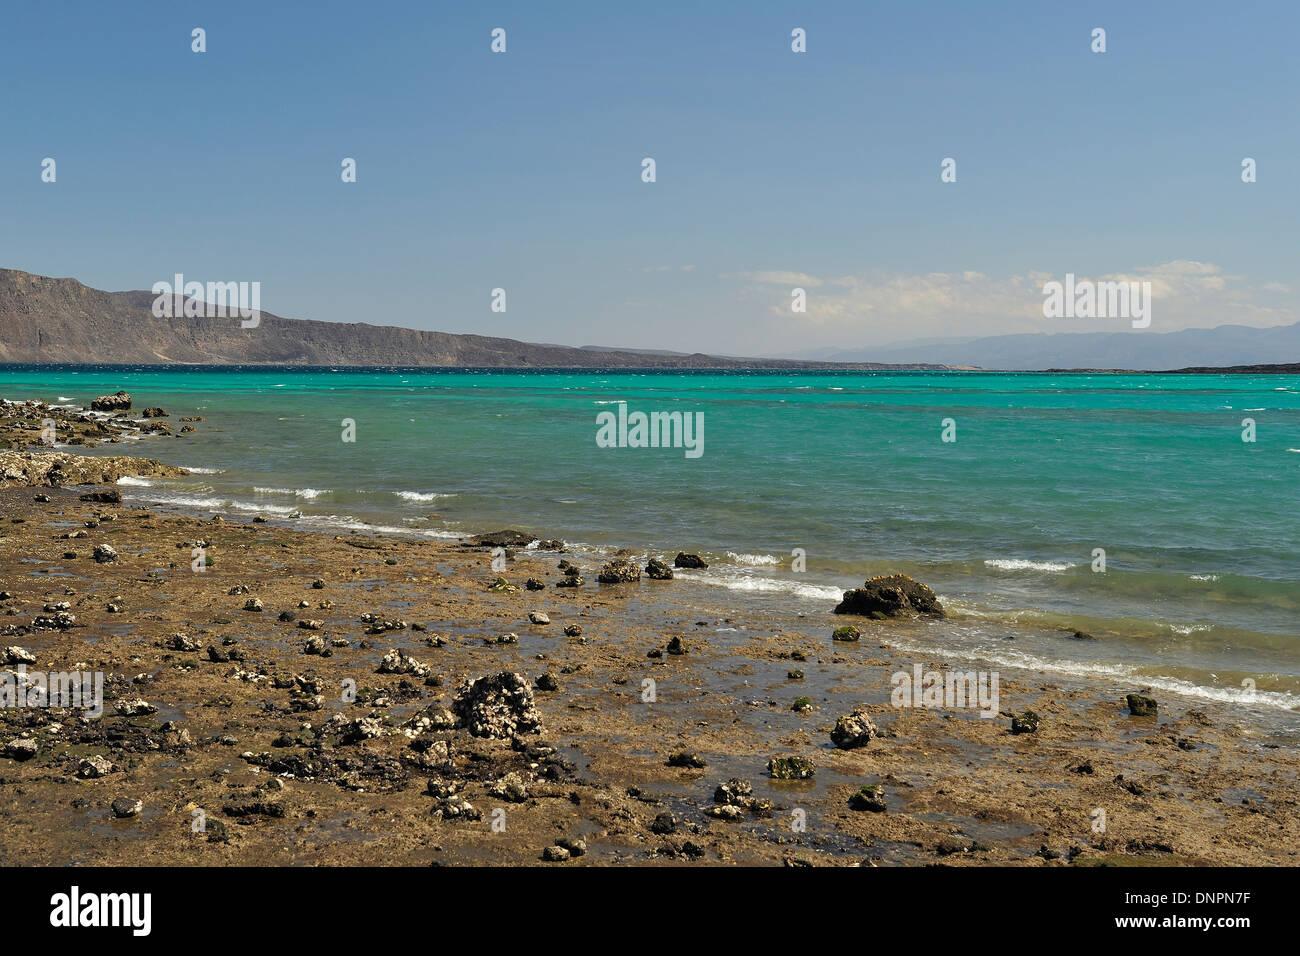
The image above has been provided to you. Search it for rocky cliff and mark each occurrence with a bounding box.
[0,269,936,369]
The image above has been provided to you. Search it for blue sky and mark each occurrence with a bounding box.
[3,0,1297,356]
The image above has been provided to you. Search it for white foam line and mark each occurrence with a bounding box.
[884,635,1300,713]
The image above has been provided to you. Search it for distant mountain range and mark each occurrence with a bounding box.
[3,268,1296,371]
[795,323,1300,371]
[0,269,944,370]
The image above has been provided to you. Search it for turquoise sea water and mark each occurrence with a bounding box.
[5,365,1300,714]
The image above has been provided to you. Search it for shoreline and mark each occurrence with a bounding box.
[112,488,1300,721]
[0,442,1289,868]
[1,393,1297,865]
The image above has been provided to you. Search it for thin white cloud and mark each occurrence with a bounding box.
[731,261,1297,341]
[730,270,827,288]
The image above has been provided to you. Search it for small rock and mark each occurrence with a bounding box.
[650,812,677,835]
[849,785,887,812]
[831,707,879,749]
[556,836,587,857]
[667,751,706,769]
[1011,711,1040,734]
[714,779,754,805]
[114,697,157,717]
[489,772,530,803]
[168,633,200,651]
[111,797,143,818]
[79,490,122,504]
[1126,693,1158,717]
[4,737,38,761]
[78,755,115,778]
[767,755,815,780]
[706,804,744,821]
[645,558,674,580]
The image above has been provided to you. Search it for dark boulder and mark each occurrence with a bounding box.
[673,552,708,569]
[468,530,536,548]
[849,785,887,813]
[1011,711,1040,734]
[597,558,641,583]
[833,574,944,619]
[91,391,132,411]
[1126,693,1158,717]
[831,707,879,749]
[645,557,674,580]
[79,490,122,504]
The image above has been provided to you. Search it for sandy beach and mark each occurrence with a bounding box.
[1,396,1297,866]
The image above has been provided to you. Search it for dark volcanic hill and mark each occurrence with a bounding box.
[0,269,943,369]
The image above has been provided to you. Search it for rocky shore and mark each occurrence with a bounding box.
[0,395,1297,866]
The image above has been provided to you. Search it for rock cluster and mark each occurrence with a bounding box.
[0,450,186,487]
[712,778,774,817]
[451,672,543,739]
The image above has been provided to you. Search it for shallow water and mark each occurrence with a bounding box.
[5,364,1299,713]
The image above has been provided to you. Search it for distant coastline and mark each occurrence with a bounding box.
[0,268,951,371]
[1044,364,1300,374]
[2,361,1298,375]
[5,268,1297,372]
